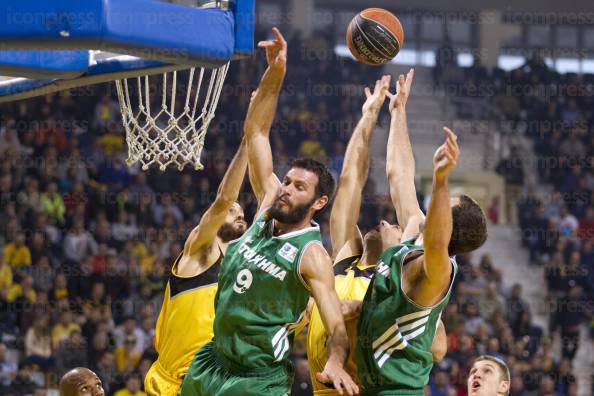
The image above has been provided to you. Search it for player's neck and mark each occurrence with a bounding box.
[361,244,381,267]
[272,218,313,236]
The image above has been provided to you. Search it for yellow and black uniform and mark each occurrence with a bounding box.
[144,253,221,396]
[306,255,373,395]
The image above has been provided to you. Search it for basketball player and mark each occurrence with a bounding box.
[356,69,488,395]
[143,137,248,396]
[467,356,510,396]
[306,75,447,395]
[180,27,358,396]
[59,367,105,396]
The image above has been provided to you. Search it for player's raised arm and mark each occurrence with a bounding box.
[182,139,248,259]
[330,76,390,259]
[244,27,286,213]
[301,244,359,395]
[423,127,459,292]
[386,69,425,235]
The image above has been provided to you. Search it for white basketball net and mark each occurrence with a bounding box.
[115,62,230,171]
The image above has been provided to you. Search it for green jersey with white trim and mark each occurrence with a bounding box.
[213,208,321,370]
[356,240,457,393]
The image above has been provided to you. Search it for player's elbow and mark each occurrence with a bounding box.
[213,195,235,212]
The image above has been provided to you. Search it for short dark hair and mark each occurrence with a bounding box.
[291,158,336,202]
[449,195,487,256]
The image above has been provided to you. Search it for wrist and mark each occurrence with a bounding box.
[433,172,449,185]
[326,355,344,367]
[363,108,380,118]
[390,105,406,116]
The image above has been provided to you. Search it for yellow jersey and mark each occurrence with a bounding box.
[152,253,221,381]
[306,255,373,394]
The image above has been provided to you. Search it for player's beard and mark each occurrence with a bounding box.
[269,195,316,224]
[217,221,245,242]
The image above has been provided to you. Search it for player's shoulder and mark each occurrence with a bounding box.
[301,240,330,260]
[299,241,332,275]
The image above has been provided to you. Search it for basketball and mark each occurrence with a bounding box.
[346,8,404,66]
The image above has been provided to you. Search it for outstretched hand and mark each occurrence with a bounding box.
[387,68,414,112]
[433,127,459,181]
[257,27,287,72]
[316,361,359,395]
[362,75,391,114]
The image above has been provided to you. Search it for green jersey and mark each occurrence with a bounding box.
[356,240,457,394]
[213,209,321,370]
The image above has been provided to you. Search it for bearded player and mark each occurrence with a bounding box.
[306,74,446,395]
[467,356,510,396]
[143,140,248,393]
[179,27,358,396]
[356,70,488,395]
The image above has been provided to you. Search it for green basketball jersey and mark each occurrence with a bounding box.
[356,240,457,394]
[213,209,321,370]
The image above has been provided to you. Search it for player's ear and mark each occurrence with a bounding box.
[498,380,510,395]
[312,195,329,211]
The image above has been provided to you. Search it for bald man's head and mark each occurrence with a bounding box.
[59,367,104,396]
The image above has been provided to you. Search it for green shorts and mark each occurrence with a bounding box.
[179,342,293,396]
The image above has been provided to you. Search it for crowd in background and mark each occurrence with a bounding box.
[0,27,592,396]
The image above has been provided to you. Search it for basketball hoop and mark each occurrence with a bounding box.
[115,62,230,171]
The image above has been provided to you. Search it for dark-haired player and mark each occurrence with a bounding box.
[180,27,357,396]
[306,75,447,395]
[467,356,510,396]
[59,367,104,396]
[356,69,488,395]
[143,132,248,395]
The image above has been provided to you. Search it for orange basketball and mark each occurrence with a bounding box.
[346,8,404,66]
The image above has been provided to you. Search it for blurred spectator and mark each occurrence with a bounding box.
[0,343,17,387]
[6,275,36,303]
[55,329,88,378]
[0,252,13,291]
[114,373,146,396]
[8,362,37,395]
[41,181,66,225]
[95,351,118,395]
[93,95,121,131]
[506,283,529,329]
[24,315,53,371]
[557,206,579,238]
[114,317,144,355]
[115,335,141,375]
[428,369,454,396]
[553,286,587,361]
[51,309,81,349]
[553,358,576,395]
[495,146,524,224]
[578,206,594,241]
[478,282,506,319]
[63,217,98,264]
[3,231,32,270]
